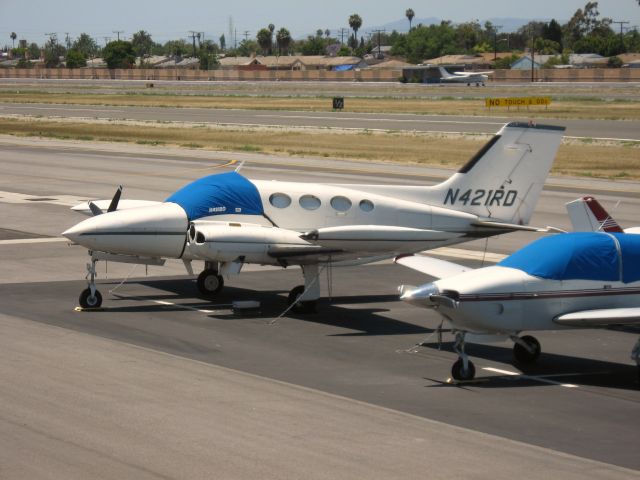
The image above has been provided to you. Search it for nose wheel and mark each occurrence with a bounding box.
[79,256,102,309]
[451,331,475,381]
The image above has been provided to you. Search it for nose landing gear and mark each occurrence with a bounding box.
[79,256,102,309]
[451,331,475,381]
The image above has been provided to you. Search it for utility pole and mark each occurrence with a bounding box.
[113,30,123,41]
[612,20,630,53]
[188,31,198,57]
[64,32,71,49]
[103,36,111,47]
[612,20,630,36]
[45,32,57,46]
[242,30,250,42]
[371,29,385,58]
[492,25,502,61]
[339,28,349,45]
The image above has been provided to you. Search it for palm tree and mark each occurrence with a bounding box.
[324,29,331,38]
[276,27,291,55]
[257,28,272,55]
[316,29,323,37]
[348,14,363,41]
[406,8,415,31]
[10,32,17,48]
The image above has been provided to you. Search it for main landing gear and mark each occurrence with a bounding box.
[287,264,320,314]
[79,256,103,309]
[449,332,542,381]
[197,262,224,297]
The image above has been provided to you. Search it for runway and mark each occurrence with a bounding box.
[0,138,639,477]
[2,101,640,140]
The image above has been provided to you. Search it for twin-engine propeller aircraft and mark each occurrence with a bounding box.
[397,232,640,382]
[63,122,565,311]
[437,66,491,86]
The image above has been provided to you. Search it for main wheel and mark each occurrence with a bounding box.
[79,288,102,309]
[287,285,316,314]
[513,335,541,363]
[451,358,476,381]
[197,269,224,296]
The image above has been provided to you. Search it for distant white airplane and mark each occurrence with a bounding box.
[63,122,564,311]
[438,66,491,86]
[566,196,640,234]
[397,232,640,382]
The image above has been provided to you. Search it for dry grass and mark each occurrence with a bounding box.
[1,91,640,120]
[1,117,638,179]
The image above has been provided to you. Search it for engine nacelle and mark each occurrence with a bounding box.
[187,222,310,264]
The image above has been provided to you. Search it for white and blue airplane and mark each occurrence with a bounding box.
[63,122,565,311]
[397,232,640,381]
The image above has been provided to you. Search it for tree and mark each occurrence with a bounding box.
[316,29,323,37]
[348,14,363,40]
[542,19,563,47]
[10,32,16,48]
[163,39,189,57]
[406,8,415,31]
[257,28,272,55]
[268,23,275,53]
[43,38,65,67]
[28,42,40,60]
[219,34,226,51]
[72,33,98,58]
[132,30,153,58]
[276,28,292,55]
[66,50,87,68]
[102,40,135,68]
[325,29,331,38]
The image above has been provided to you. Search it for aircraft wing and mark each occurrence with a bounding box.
[394,254,470,279]
[453,71,492,76]
[554,308,640,327]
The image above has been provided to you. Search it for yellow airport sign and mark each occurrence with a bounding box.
[485,96,552,108]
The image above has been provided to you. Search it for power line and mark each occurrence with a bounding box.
[612,20,630,36]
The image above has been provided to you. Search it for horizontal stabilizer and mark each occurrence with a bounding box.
[473,219,565,233]
[554,308,640,327]
[395,254,470,279]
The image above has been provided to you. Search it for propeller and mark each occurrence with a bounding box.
[88,185,123,216]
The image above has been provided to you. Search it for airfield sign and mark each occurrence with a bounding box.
[485,96,552,109]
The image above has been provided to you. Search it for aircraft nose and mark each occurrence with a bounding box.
[62,202,188,258]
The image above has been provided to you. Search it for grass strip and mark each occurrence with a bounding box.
[1,117,638,180]
[1,91,640,121]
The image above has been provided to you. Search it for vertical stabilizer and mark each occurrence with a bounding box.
[566,196,624,233]
[423,122,565,225]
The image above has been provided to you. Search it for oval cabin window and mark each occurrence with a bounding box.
[269,193,291,208]
[359,199,374,212]
[330,196,352,212]
[299,194,321,210]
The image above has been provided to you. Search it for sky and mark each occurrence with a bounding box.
[1,0,639,47]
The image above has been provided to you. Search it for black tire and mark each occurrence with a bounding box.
[513,335,541,363]
[79,288,102,309]
[451,358,476,381]
[288,285,317,314]
[197,269,224,296]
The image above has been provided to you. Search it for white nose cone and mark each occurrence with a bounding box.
[63,202,188,258]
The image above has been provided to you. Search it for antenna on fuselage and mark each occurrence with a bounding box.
[234,160,246,173]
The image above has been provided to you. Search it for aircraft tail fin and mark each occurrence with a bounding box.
[424,122,565,225]
[438,66,454,79]
[565,196,624,233]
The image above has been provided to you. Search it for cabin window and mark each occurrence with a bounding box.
[359,199,374,212]
[299,194,321,210]
[330,196,352,212]
[269,193,291,209]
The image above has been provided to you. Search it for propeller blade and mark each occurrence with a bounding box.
[107,185,123,213]
[88,201,103,216]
